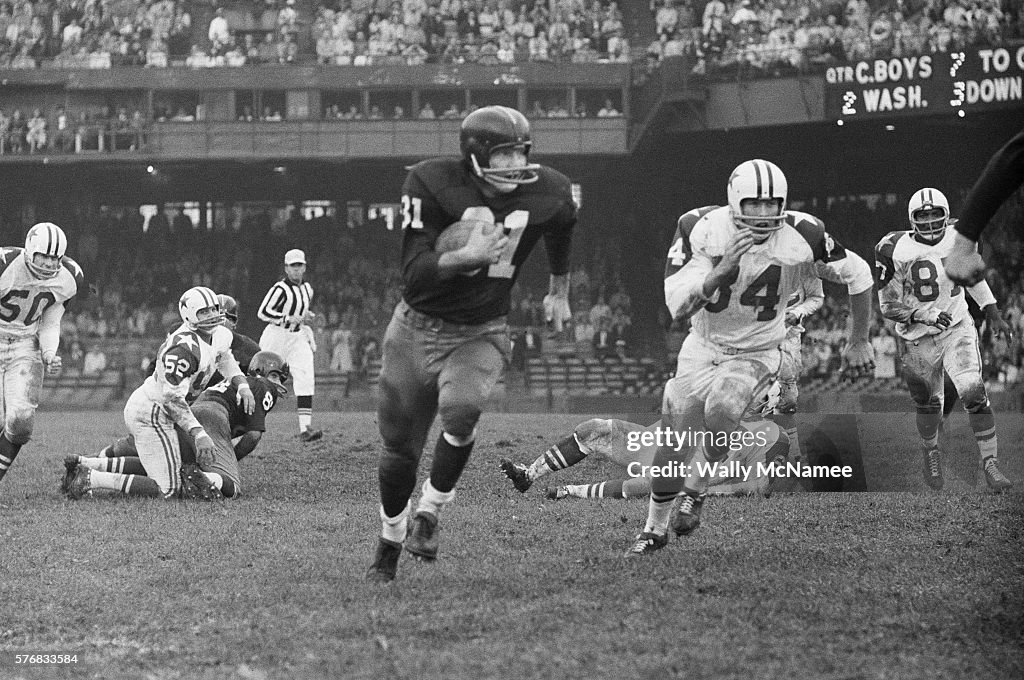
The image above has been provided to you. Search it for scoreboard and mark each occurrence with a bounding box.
[824,45,1024,120]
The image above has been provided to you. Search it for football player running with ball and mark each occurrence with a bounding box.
[64,287,254,500]
[0,222,85,488]
[626,159,876,557]
[874,188,1012,491]
[367,105,577,582]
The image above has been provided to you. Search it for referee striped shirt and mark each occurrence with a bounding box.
[257,279,313,332]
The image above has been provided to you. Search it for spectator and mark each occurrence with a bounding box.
[208,8,230,48]
[83,345,108,375]
[26,108,46,153]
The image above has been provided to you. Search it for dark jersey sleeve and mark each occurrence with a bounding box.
[957,128,1024,241]
[665,206,719,279]
[399,167,449,292]
[789,213,849,264]
[873,231,902,289]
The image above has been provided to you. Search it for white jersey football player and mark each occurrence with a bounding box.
[874,188,1013,492]
[65,287,256,500]
[0,223,84,488]
[500,384,790,500]
[626,159,876,556]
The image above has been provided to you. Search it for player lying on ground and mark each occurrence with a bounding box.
[62,351,288,500]
[501,386,790,500]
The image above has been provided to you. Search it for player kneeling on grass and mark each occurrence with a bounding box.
[61,287,255,500]
[63,351,287,500]
[501,383,790,500]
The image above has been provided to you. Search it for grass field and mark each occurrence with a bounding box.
[0,409,1022,680]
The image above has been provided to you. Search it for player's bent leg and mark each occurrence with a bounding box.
[0,354,41,484]
[903,351,945,490]
[501,423,598,493]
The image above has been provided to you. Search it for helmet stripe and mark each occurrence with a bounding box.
[765,162,775,198]
[45,224,54,256]
[752,161,764,198]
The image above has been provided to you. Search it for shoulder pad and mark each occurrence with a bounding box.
[787,212,846,262]
[407,158,469,195]
[677,205,720,235]
[0,247,24,277]
[875,231,907,257]
[60,256,87,298]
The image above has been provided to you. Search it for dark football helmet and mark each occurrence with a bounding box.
[248,350,289,396]
[217,294,239,329]
[460,105,540,188]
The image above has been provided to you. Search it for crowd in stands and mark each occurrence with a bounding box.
[0,0,635,69]
[643,0,1021,79]
[0,104,147,155]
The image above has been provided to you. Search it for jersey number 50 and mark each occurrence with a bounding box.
[0,290,57,325]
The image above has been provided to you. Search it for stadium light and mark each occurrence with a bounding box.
[836,119,844,126]
[885,124,895,131]
[146,165,156,174]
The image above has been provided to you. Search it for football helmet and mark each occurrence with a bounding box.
[727,159,788,237]
[460,105,540,189]
[908,188,950,243]
[217,294,238,329]
[23,222,67,279]
[178,286,224,333]
[248,350,289,396]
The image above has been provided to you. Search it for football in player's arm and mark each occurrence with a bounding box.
[873,188,1012,491]
[0,223,85,488]
[62,287,255,500]
[65,351,289,500]
[367,105,576,583]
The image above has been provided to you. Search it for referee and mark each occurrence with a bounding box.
[258,249,322,442]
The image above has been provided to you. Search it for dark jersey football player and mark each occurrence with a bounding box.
[367,105,577,583]
[946,127,1024,285]
[62,351,288,500]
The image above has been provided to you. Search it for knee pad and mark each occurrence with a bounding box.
[5,416,34,446]
[438,402,482,440]
[958,381,990,413]
[574,418,612,442]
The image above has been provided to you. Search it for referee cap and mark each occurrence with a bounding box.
[284,249,306,265]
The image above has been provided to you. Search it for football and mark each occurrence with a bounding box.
[434,219,501,253]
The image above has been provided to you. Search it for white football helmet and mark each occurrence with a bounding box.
[179,286,224,332]
[908,188,950,243]
[24,222,67,279]
[727,159,788,237]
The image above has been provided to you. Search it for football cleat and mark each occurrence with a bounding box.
[624,531,668,557]
[299,429,323,443]
[982,457,1012,491]
[922,447,943,490]
[671,492,706,537]
[65,464,92,500]
[499,458,532,492]
[545,486,568,501]
[405,512,439,561]
[180,464,223,501]
[59,455,80,496]
[366,537,402,583]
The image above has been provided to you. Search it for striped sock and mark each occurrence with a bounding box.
[528,434,587,481]
[90,470,162,497]
[643,491,677,535]
[565,479,625,499]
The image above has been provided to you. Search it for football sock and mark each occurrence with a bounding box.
[428,431,475,492]
[772,412,801,463]
[380,502,411,544]
[0,434,23,482]
[622,477,650,499]
[966,401,997,460]
[90,470,162,498]
[298,396,313,432]
[97,436,138,458]
[417,478,456,517]
[77,455,147,475]
[915,405,941,449]
[565,479,626,499]
[528,433,587,481]
[643,492,676,535]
